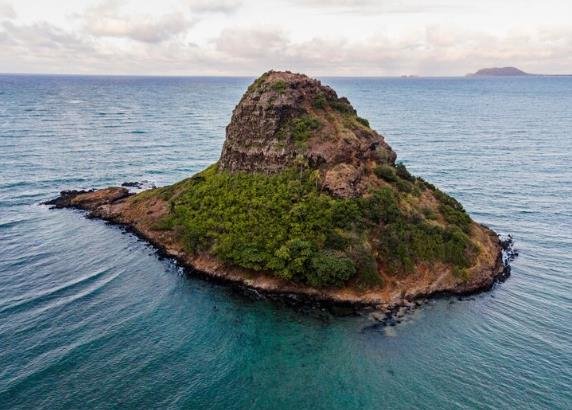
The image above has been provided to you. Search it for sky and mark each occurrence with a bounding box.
[0,0,571,76]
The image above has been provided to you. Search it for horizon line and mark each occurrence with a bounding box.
[2,72,571,79]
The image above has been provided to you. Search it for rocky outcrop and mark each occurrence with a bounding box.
[45,70,512,314]
[219,71,395,197]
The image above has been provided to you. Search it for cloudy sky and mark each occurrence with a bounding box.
[0,0,571,76]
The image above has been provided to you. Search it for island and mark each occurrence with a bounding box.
[467,66,529,76]
[46,71,510,313]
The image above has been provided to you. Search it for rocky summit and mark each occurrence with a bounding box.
[219,71,395,197]
[46,71,509,310]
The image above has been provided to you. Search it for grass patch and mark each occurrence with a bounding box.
[288,115,322,146]
[313,93,327,109]
[271,80,287,93]
[374,165,397,182]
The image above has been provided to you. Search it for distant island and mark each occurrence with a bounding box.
[46,71,510,313]
[467,67,529,76]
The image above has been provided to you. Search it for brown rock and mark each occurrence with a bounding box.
[219,70,396,197]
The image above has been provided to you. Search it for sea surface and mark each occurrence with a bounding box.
[0,74,571,409]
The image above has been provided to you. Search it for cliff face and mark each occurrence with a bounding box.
[219,71,396,197]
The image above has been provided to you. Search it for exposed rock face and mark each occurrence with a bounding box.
[219,71,396,197]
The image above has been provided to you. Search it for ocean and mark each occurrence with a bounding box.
[0,74,571,409]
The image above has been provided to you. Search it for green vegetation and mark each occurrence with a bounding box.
[356,116,370,128]
[330,99,354,113]
[152,163,476,288]
[246,72,270,93]
[313,93,327,109]
[288,115,322,146]
[271,80,287,93]
[374,164,398,182]
[396,162,415,182]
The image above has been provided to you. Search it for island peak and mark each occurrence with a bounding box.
[220,70,395,197]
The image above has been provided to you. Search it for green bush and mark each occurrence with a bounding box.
[350,244,382,288]
[421,206,437,220]
[374,165,397,182]
[358,188,400,225]
[395,179,413,193]
[247,72,270,93]
[308,251,356,287]
[356,117,370,127]
[289,116,322,145]
[161,165,475,287]
[313,94,327,109]
[440,204,472,233]
[271,80,287,93]
[396,162,415,182]
[330,99,354,113]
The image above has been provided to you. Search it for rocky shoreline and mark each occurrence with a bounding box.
[44,186,514,317]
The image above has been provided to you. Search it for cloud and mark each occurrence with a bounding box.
[215,27,288,59]
[208,25,572,76]
[187,0,242,13]
[83,1,194,43]
[0,20,91,52]
[0,20,102,74]
[0,2,16,19]
[1,2,571,77]
[289,0,464,14]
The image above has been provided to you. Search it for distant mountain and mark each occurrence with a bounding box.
[467,67,530,77]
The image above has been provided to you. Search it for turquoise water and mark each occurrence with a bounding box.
[0,75,571,409]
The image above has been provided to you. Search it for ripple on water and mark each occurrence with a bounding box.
[0,75,571,409]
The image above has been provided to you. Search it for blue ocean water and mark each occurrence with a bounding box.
[0,74,571,409]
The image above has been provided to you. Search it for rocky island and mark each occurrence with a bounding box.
[468,66,529,76]
[46,71,509,312]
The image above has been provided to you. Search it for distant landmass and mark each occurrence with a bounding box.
[467,67,529,77]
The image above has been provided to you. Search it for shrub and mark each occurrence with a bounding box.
[162,166,475,287]
[151,216,175,231]
[421,206,437,220]
[440,204,472,233]
[313,94,327,109]
[290,116,322,145]
[308,251,356,287]
[396,162,415,182]
[350,244,382,288]
[358,188,400,225]
[374,165,397,182]
[356,116,370,127]
[330,99,354,113]
[395,179,413,193]
[271,80,287,93]
[247,72,270,93]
